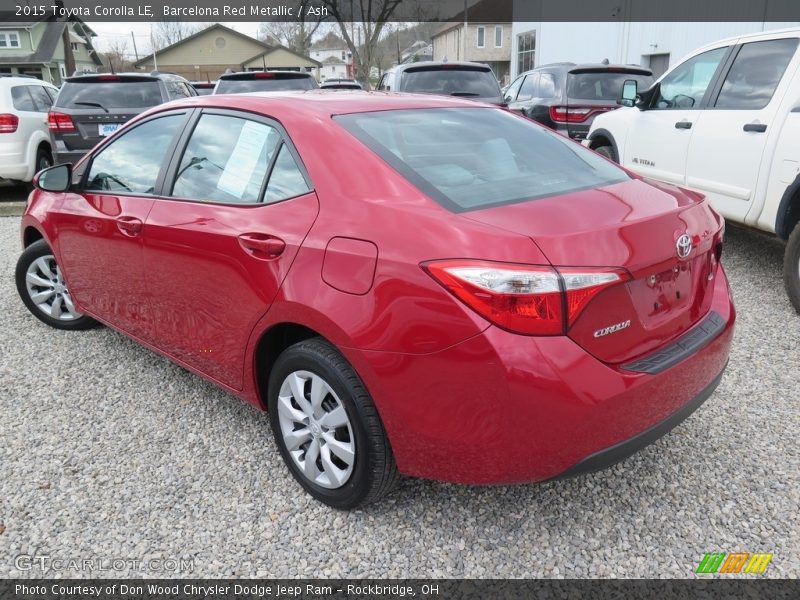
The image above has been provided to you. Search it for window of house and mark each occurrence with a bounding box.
[477,27,485,49]
[71,43,79,52]
[0,32,21,48]
[495,26,503,48]
[517,31,536,74]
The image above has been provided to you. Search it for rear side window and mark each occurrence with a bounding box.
[166,80,193,99]
[264,145,310,204]
[714,38,798,110]
[568,72,654,101]
[400,68,501,98]
[85,114,185,194]
[29,85,54,111]
[57,80,163,109]
[215,76,317,94]
[172,114,281,204]
[336,108,628,212]
[11,86,36,111]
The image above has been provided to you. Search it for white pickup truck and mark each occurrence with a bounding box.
[585,28,800,312]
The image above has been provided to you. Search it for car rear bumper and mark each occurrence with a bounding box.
[356,265,735,485]
[0,148,29,181]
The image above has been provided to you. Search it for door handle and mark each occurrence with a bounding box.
[238,233,286,259]
[116,216,143,236]
[743,122,767,133]
[674,121,692,129]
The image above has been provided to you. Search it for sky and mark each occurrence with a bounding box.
[87,22,262,57]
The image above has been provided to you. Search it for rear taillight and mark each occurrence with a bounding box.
[47,111,76,132]
[424,260,629,335]
[549,105,613,123]
[0,113,19,133]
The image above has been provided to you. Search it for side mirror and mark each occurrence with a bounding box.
[34,163,72,193]
[619,79,638,107]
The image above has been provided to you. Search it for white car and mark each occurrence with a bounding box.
[585,28,800,312]
[0,76,58,184]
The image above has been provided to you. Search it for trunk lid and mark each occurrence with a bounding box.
[464,178,723,364]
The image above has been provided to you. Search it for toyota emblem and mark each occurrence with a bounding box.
[676,234,693,259]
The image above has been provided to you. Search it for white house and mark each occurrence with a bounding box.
[310,32,352,80]
[510,20,800,78]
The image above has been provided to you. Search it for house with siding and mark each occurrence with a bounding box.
[0,18,102,84]
[133,24,320,82]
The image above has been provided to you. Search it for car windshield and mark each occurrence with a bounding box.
[400,68,501,98]
[56,81,162,109]
[336,107,628,212]
[567,72,654,100]
[215,77,317,94]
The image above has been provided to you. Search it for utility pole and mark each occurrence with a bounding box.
[130,31,139,61]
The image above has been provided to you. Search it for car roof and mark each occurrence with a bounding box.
[219,70,315,79]
[64,72,188,83]
[521,63,652,75]
[389,61,492,73]
[0,76,57,88]
[149,90,496,119]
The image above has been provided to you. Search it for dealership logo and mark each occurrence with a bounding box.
[676,234,693,259]
[696,552,773,574]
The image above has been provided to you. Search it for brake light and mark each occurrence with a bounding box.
[549,106,594,123]
[47,111,76,132]
[254,72,276,79]
[0,113,19,133]
[424,260,629,335]
[97,75,120,81]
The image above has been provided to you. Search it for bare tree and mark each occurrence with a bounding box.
[257,5,325,55]
[102,38,133,73]
[321,0,404,87]
[151,22,209,51]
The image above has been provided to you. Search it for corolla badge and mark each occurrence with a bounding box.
[593,319,631,338]
[676,234,693,259]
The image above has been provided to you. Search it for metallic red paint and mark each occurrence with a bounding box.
[20,91,735,485]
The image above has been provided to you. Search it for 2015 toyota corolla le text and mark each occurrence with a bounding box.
[15,91,735,509]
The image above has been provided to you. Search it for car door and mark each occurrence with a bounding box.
[142,109,319,390]
[511,72,538,117]
[54,111,190,339]
[684,36,800,222]
[623,45,731,185]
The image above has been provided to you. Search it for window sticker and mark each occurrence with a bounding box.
[216,121,269,198]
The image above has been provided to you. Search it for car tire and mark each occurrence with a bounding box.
[594,144,618,162]
[268,337,399,509]
[35,146,53,172]
[784,221,800,313]
[15,239,98,330]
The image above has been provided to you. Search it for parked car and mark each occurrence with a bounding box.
[320,78,363,90]
[377,61,504,105]
[190,81,216,96]
[585,27,800,312]
[17,92,734,508]
[48,72,196,165]
[213,71,319,94]
[0,75,58,184]
[504,62,653,140]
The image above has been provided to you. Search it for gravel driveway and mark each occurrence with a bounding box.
[0,216,797,578]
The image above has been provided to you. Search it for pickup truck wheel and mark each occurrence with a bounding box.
[594,144,618,162]
[784,222,800,313]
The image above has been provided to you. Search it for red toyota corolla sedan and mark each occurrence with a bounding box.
[16,92,734,508]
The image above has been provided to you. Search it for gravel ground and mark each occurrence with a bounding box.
[0,216,798,579]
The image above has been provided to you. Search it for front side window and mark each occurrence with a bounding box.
[477,27,485,49]
[517,74,537,101]
[714,38,798,110]
[85,114,185,194]
[652,46,728,109]
[503,75,524,102]
[172,114,281,204]
[337,108,628,212]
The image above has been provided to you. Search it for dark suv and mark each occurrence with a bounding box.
[503,63,654,140]
[213,71,319,94]
[48,72,196,164]
[376,61,504,105]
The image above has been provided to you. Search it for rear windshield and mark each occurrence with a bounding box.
[400,68,501,98]
[56,81,162,109]
[336,108,628,212]
[567,72,654,101]
[215,77,317,94]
